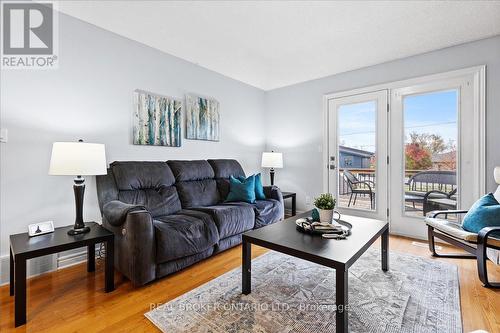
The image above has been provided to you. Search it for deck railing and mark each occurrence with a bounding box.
[338,168,457,195]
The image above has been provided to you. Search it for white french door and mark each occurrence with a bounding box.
[389,75,483,238]
[327,90,388,221]
[325,67,485,239]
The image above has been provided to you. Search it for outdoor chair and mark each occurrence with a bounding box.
[405,170,457,215]
[343,170,375,209]
[423,188,457,215]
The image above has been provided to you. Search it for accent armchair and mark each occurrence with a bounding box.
[425,166,500,289]
[426,210,500,288]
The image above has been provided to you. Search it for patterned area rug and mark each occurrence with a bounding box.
[145,249,461,332]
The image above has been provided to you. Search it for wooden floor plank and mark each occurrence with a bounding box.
[0,236,498,332]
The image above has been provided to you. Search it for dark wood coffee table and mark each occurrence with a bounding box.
[242,211,389,333]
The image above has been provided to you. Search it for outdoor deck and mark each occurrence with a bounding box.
[338,194,425,218]
[338,168,457,219]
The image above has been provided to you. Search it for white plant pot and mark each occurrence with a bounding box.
[318,209,334,223]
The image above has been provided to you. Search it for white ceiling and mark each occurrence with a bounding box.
[58,1,500,90]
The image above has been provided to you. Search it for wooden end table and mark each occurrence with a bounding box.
[9,222,114,327]
[281,191,296,216]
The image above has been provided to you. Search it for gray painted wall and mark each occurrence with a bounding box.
[265,35,500,212]
[0,12,266,265]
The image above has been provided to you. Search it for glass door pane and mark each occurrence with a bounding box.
[402,90,458,219]
[328,90,388,221]
[337,101,377,211]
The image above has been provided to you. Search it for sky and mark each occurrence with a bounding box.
[338,90,457,154]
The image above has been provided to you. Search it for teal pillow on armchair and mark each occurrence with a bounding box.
[225,175,256,203]
[462,193,500,237]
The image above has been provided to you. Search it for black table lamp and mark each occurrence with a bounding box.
[49,140,107,235]
[261,151,283,186]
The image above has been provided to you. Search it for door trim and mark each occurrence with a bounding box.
[323,66,485,214]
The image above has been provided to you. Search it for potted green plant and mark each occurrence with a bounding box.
[314,193,337,223]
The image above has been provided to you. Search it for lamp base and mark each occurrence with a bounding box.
[67,226,91,235]
[270,168,275,186]
[69,176,90,236]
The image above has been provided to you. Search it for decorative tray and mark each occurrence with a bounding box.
[295,218,352,236]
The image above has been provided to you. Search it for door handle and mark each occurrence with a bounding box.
[329,164,336,170]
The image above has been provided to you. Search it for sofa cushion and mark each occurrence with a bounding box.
[208,159,245,179]
[208,159,246,200]
[153,210,219,263]
[215,179,232,201]
[156,248,215,279]
[111,161,181,217]
[167,160,214,182]
[118,186,181,217]
[215,234,243,253]
[175,179,220,208]
[193,205,255,239]
[111,161,175,190]
[226,199,283,229]
[168,160,220,208]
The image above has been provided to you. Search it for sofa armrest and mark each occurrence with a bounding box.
[264,185,283,202]
[264,186,284,219]
[102,201,155,286]
[103,200,147,226]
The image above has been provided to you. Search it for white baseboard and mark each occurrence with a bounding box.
[58,250,89,267]
[389,230,428,242]
[0,254,57,286]
[0,246,98,286]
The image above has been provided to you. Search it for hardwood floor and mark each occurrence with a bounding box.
[1,235,499,332]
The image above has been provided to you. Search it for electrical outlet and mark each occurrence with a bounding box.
[305,196,311,206]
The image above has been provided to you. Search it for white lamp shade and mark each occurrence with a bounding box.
[261,152,283,168]
[495,166,500,185]
[49,142,107,176]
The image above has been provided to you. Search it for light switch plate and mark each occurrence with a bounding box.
[0,128,7,143]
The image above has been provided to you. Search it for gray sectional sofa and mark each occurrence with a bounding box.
[96,159,284,286]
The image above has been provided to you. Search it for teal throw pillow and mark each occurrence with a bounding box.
[238,173,266,200]
[226,175,256,203]
[462,193,500,238]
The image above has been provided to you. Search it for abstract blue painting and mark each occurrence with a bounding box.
[133,90,181,147]
[186,94,220,141]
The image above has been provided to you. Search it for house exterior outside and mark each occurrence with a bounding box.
[431,151,456,170]
[339,145,374,169]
